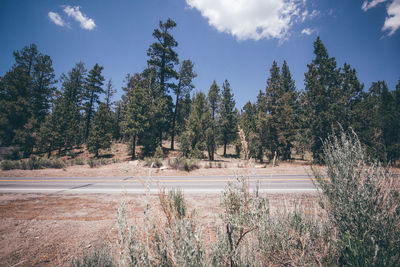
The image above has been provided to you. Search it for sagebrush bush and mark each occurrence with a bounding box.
[118,188,205,266]
[70,245,116,267]
[1,160,21,170]
[1,160,21,171]
[144,157,163,168]
[71,158,85,166]
[168,157,199,171]
[1,157,66,170]
[87,158,112,168]
[314,130,400,266]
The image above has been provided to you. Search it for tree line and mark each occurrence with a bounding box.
[0,18,399,164]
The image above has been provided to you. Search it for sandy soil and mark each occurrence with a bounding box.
[0,192,318,266]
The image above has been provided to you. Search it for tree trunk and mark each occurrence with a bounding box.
[47,143,52,158]
[170,92,180,151]
[131,135,136,160]
[223,141,227,157]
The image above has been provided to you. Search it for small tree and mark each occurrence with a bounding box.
[87,103,112,157]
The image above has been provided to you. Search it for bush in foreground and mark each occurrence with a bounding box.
[71,245,115,267]
[314,130,400,266]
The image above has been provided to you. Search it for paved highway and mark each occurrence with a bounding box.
[0,174,317,194]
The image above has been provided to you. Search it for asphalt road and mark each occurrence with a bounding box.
[0,174,317,194]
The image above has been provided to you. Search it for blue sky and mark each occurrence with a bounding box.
[1,0,399,108]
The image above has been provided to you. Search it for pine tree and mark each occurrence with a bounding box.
[59,62,87,149]
[84,63,105,140]
[251,90,269,162]
[105,79,116,109]
[0,44,56,156]
[147,18,179,93]
[264,61,281,160]
[0,66,31,147]
[304,37,341,163]
[207,81,220,160]
[219,80,238,157]
[147,18,179,145]
[181,92,211,158]
[391,80,400,162]
[171,60,196,150]
[339,63,364,131]
[112,100,123,141]
[120,74,151,159]
[87,103,113,157]
[276,60,298,160]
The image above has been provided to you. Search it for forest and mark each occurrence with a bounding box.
[1,18,399,165]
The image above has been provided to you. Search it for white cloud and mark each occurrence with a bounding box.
[362,0,400,36]
[186,0,312,41]
[63,6,96,30]
[382,0,400,35]
[48,11,65,27]
[361,0,387,11]
[301,28,314,35]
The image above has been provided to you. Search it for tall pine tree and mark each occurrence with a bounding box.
[304,37,340,163]
[0,44,56,156]
[147,18,179,144]
[83,63,105,140]
[219,80,237,157]
[207,81,221,160]
[120,73,151,159]
[170,59,196,150]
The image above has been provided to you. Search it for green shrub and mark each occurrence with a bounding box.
[40,158,66,169]
[167,188,186,219]
[154,146,165,159]
[87,158,112,168]
[168,157,199,172]
[1,160,21,170]
[26,156,41,170]
[189,148,204,159]
[71,158,85,166]
[144,157,162,168]
[314,130,400,266]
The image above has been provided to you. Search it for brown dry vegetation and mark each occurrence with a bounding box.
[0,192,317,266]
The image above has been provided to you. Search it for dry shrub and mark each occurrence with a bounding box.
[118,189,205,267]
[211,177,329,267]
[70,245,116,267]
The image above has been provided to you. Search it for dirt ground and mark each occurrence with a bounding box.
[0,160,314,178]
[0,142,316,177]
[0,192,319,266]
